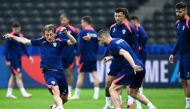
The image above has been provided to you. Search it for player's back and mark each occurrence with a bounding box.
[108,38,142,68]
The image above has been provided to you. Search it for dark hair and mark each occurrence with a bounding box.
[81,16,92,24]
[130,16,138,21]
[175,2,187,9]
[12,22,21,28]
[115,7,130,20]
[97,29,110,38]
[42,24,56,34]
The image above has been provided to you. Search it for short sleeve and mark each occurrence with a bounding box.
[109,44,122,55]
[31,39,42,46]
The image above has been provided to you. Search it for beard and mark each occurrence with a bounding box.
[176,15,184,20]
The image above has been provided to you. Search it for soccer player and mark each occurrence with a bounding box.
[103,7,138,109]
[70,16,100,100]
[169,2,190,109]
[56,13,78,97]
[98,29,157,109]
[4,24,76,109]
[128,15,148,109]
[4,22,33,99]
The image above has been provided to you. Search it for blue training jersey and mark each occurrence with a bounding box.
[4,32,30,62]
[31,37,69,70]
[135,24,148,61]
[78,26,99,62]
[56,24,78,58]
[107,38,141,68]
[173,15,190,57]
[109,20,139,56]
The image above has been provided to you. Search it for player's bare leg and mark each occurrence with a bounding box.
[69,72,84,100]
[109,83,123,109]
[15,73,32,98]
[136,87,143,109]
[6,74,17,99]
[126,86,134,108]
[65,68,73,97]
[51,86,64,109]
[92,71,100,99]
[103,75,114,109]
[129,88,156,109]
[181,79,190,109]
[60,94,68,104]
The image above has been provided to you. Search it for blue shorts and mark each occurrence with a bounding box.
[108,68,122,76]
[61,56,75,69]
[78,61,97,73]
[113,67,145,88]
[179,56,190,80]
[9,59,21,75]
[43,70,68,95]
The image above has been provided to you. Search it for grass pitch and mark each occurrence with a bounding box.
[0,88,185,109]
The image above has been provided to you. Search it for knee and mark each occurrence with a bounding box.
[129,90,137,98]
[16,73,22,79]
[109,86,114,94]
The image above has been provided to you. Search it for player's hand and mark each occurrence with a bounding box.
[83,34,91,41]
[5,61,11,66]
[103,56,113,64]
[60,27,68,35]
[29,56,34,64]
[169,54,174,64]
[3,34,13,38]
[133,65,143,73]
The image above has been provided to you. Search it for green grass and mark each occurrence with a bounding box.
[0,88,185,109]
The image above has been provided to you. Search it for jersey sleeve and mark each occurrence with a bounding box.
[131,26,139,57]
[138,26,148,47]
[172,41,179,55]
[4,39,11,61]
[31,39,42,46]
[21,44,30,57]
[109,44,122,55]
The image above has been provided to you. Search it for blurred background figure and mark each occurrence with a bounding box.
[56,13,78,97]
[70,16,100,100]
[4,22,33,99]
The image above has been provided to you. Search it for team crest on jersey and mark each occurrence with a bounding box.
[113,28,116,32]
[122,29,126,34]
[53,42,57,47]
[51,81,55,85]
[183,25,185,30]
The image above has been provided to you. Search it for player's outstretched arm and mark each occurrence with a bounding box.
[119,49,143,72]
[60,27,77,45]
[4,34,31,45]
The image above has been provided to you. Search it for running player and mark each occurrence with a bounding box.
[70,16,100,100]
[169,2,190,109]
[56,13,78,97]
[103,7,138,109]
[4,22,33,99]
[98,29,157,109]
[4,24,76,109]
